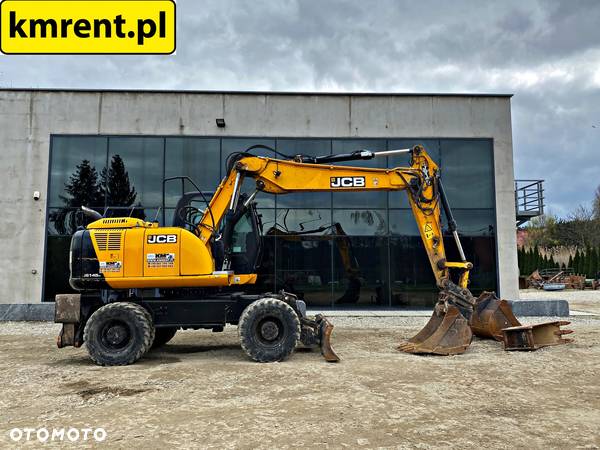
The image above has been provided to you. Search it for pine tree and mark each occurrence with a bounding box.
[60,159,103,207]
[567,254,574,271]
[50,160,103,234]
[518,248,524,275]
[588,247,598,279]
[585,246,592,277]
[534,247,542,271]
[100,155,137,207]
[576,250,583,275]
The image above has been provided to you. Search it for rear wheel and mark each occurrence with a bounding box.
[151,327,178,349]
[84,302,155,366]
[238,298,300,362]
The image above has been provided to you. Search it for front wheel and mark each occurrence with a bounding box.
[238,298,300,362]
[83,302,155,366]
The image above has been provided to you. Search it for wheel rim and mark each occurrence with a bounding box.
[100,320,131,350]
[255,317,284,346]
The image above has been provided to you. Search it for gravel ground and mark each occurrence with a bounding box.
[1,313,599,449]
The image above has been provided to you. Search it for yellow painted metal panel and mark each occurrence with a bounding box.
[104,273,257,289]
[180,230,214,275]
[91,229,124,278]
[143,228,181,277]
[123,228,145,278]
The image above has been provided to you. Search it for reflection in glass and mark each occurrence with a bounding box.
[45,136,498,308]
[332,210,387,236]
[164,138,220,207]
[332,236,389,306]
[389,236,439,307]
[44,236,75,301]
[274,237,333,307]
[269,209,332,234]
[49,137,107,207]
[440,139,494,209]
[108,137,164,206]
[389,209,420,236]
[48,208,85,236]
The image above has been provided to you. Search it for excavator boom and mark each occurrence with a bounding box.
[194,144,537,355]
[200,144,573,355]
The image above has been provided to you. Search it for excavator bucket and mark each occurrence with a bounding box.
[398,304,473,355]
[502,321,574,351]
[470,292,574,350]
[470,291,521,341]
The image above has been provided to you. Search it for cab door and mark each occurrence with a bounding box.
[229,204,263,274]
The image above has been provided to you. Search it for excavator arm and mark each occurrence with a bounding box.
[196,145,570,355]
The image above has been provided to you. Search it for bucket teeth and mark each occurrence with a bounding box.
[398,305,473,356]
[502,321,574,351]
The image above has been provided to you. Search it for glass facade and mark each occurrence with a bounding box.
[44,136,497,308]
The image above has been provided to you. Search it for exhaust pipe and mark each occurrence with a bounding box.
[81,206,102,221]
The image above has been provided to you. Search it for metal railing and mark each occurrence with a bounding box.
[515,179,544,225]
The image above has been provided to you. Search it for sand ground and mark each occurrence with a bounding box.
[1,301,599,449]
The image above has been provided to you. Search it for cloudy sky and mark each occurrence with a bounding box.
[2,0,598,217]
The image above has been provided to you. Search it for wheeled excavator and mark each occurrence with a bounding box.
[55,145,572,365]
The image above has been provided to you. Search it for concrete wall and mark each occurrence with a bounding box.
[0,89,519,305]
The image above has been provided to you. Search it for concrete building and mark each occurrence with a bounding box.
[0,89,519,317]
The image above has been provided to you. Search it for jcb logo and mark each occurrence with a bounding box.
[147,234,177,244]
[330,176,366,188]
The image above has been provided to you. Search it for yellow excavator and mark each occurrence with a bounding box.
[55,145,572,365]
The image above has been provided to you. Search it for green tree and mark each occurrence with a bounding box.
[100,155,137,207]
[584,246,592,277]
[576,249,583,275]
[567,253,573,270]
[100,154,146,220]
[594,185,600,219]
[535,247,542,271]
[588,247,598,278]
[49,160,103,234]
[60,159,103,207]
[527,248,535,273]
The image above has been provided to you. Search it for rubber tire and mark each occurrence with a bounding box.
[238,298,300,362]
[84,302,155,366]
[151,327,178,349]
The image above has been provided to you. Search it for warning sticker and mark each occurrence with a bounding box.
[99,261,122,273]
[147,253,175,268]
[423,223,434,240]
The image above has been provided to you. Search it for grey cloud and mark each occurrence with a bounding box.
[0,0,599,215]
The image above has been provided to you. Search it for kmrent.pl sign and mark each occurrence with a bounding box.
[0,0,176,54]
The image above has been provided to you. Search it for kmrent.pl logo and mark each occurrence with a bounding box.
[8,427,107,443]
[0,0,176,54]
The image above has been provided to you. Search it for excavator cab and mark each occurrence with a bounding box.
[171,189,263,275]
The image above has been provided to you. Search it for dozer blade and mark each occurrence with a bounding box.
[398,304,473,355]
[502,321,574,351]
[471,291,521,341]
[316,315,340,362]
